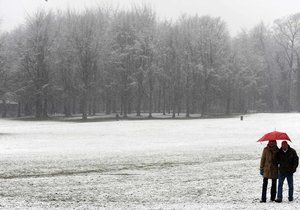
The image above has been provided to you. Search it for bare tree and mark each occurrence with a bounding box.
[19,11,54,119]
[67,10,107,120]
[274,13,300,111]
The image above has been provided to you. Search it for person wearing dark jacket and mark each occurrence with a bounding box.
[260,140,279,202]
[275,141,299,203]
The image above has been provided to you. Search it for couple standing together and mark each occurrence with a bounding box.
[260,140,299,203]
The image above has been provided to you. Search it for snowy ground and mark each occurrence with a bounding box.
[1,113,300,209]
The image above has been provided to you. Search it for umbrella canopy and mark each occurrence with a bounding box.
[257,131,291,142]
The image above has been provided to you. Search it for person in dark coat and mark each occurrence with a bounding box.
[275,141,299,202]
[260,140,279,202]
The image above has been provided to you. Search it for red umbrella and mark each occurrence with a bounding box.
[257,131,291,142]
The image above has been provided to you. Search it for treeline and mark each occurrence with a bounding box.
[1,6,300,120]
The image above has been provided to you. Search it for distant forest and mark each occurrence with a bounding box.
[1,5,300,120]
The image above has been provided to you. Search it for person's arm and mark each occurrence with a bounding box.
[293,150,299,172]
[260,148,266,175]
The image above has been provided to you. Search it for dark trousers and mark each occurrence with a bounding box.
[261,178,277,201]
[277,173,294,201]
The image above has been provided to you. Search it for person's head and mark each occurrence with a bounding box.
[268,140,277,147]
[281,141,289,150]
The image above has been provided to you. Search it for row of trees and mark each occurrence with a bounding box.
[1,7,300,120]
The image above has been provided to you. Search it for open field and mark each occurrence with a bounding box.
[1,113,300,209]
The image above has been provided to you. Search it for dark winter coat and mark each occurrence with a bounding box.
[277,146,299,175]
[260,145,279,179]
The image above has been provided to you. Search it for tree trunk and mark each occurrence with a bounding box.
[112,96,116,113]
[168,89,171,114]
[81,94,88,120]
[296,54,300,112]
[105,90,111,115]
[148,75,153,118]
[2,99,7,118]
[50,99,55,115]
[120,98,123,116]
[42,98,48,119]
[17,100,21,117]
[158,86,161,113]
[92,98,96,116]
[128,99,131,114]
[122,94,127,118]
[154,91,157,114]
[201,77,209,116]
[88,101,92,116]
[225,80,231,115]
[136,75,143,117]
[163,84,166,115]
[172,85,176,119]
[35,93,43,119]
[72,97,76,115]
[185,75,190,118]
[148,88,153,118]
[64,97,72,117]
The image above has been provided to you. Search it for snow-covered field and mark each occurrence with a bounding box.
[1,113,300,209]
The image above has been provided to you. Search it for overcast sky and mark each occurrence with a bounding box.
[1,0,300,36]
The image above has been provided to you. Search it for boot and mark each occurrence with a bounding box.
[260,200,266,203]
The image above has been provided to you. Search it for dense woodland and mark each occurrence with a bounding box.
[1,6,300,120]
